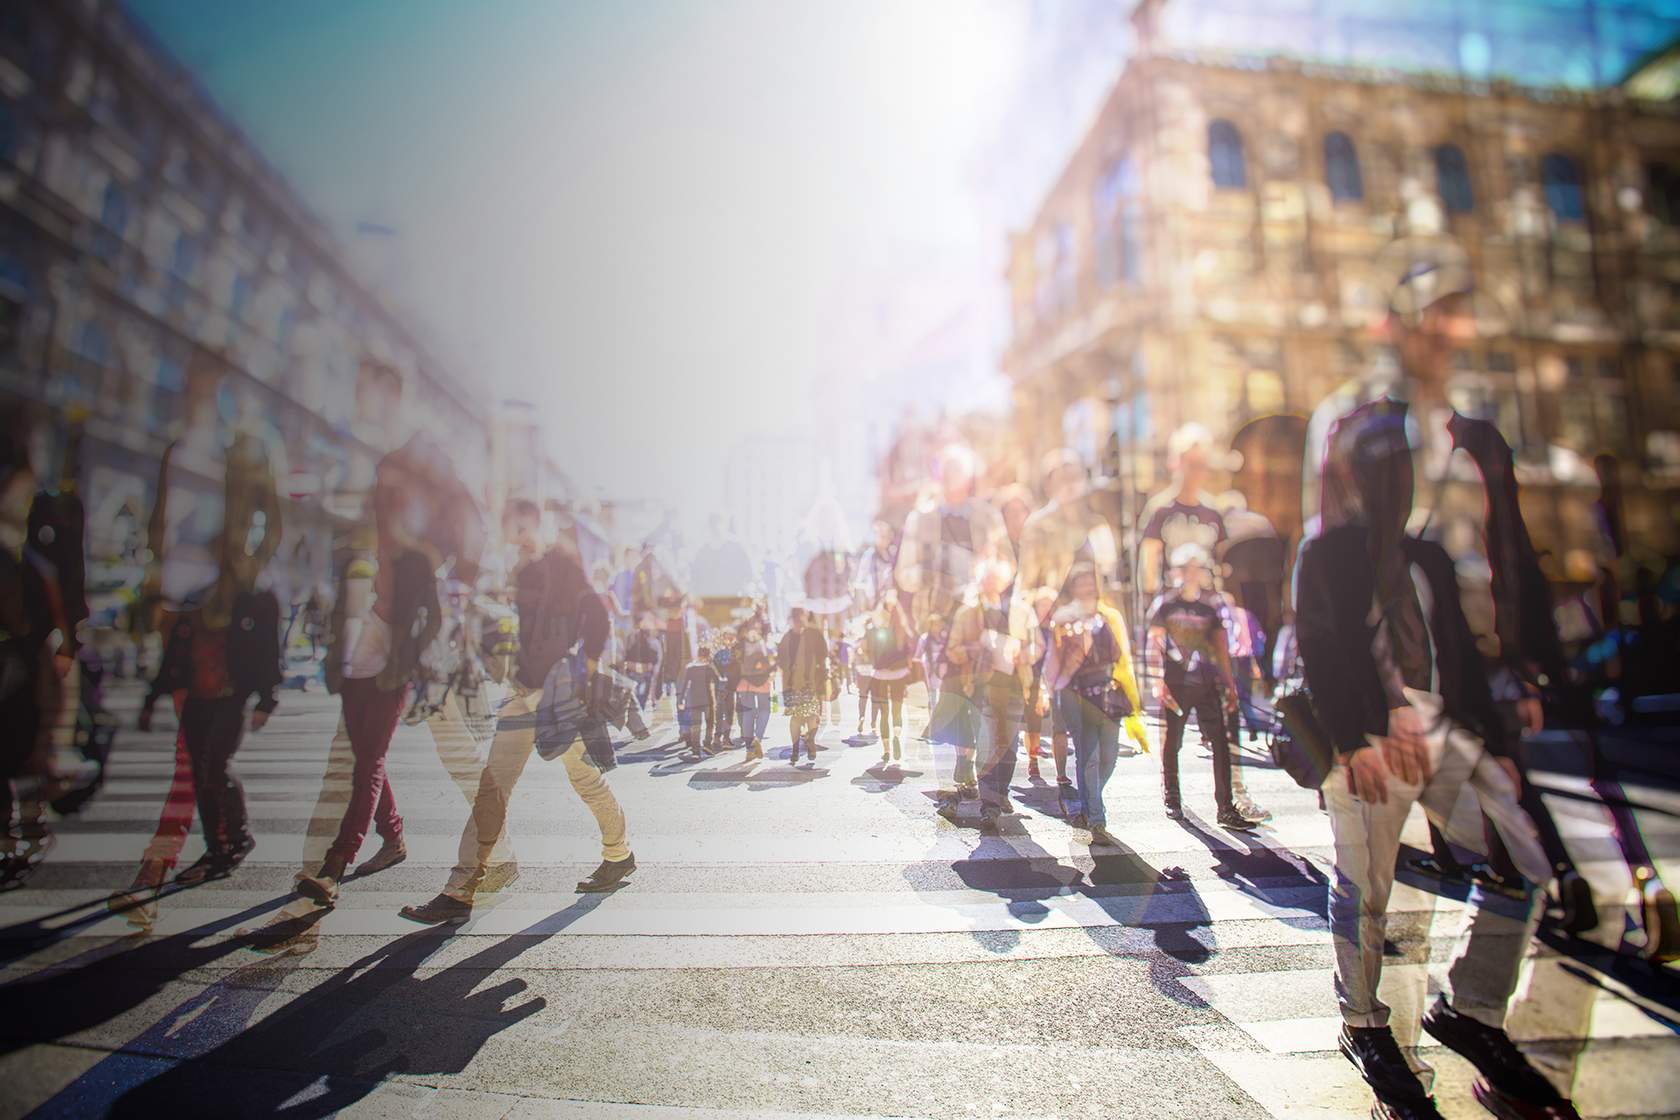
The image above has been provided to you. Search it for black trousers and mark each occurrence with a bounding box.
[1160,678,1234,814]
[180,695,251,855]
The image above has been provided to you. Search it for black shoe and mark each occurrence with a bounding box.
[1338,1025,1442,1118]
[1406,854,1469,883]
[175,847,243,886]
[399,892,472,925]
[1163,801,1184,821]
[1552,867,1597,935]
[578,853,636,892]
[1468,863,1528,901]
[1216,809,1261,831]
[1420,998,1575,1117]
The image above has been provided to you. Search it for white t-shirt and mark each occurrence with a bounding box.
[343,612,392,680]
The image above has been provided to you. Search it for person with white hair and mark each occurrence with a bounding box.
[941,549,1041,832]
[1145,541,1256,831]
[1137,423,1228,599]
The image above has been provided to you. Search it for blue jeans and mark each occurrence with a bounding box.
[1061,690,1119,827]
[736,691,771,740]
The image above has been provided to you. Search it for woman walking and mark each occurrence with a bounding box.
[1041,561,1146,848]
[864,598,915,763]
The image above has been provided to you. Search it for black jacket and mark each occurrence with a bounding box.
[1295,527,1507,760]
[515,549,609,690]
[153,589,284,713]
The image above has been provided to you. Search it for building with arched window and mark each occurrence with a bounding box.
[1005,9,1680,579]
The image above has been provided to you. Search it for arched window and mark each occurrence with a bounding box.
[1323,131,1363,202]
[1434,144,1474,214]
[1208,119,1246,190]
[1541,152,1585,223]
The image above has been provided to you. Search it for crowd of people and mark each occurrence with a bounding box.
[3,238,1680,1120]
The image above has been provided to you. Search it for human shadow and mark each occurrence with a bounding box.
[850,764,926,794]
[103,894,609,1118]
[1075,831,1216,1006]
[1174,813,1327,930]
[687,761,833,790]
[0,891,298,1055]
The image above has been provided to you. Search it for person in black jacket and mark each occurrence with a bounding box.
[400,530,634,925]
[146,432,285,887]
[1299,401,1575,1120]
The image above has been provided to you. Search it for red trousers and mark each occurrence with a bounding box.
[325,677,408,866]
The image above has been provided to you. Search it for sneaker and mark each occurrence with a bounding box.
[353,839,408,878]
[1632,866,1679,964]
[1337,1024,1442,1119]
[398,893,472,925]
[1216,809,1261,832]
[1089,825,1122,848]
[1163,802,1184,821]
[958,782,979,801]
[1026,762,1042,782]
[578,853,636,893]
[1420,998,1576,1117]
[1234,796,1273,823]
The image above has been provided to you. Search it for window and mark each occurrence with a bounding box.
[1646,163,1680,226]
[1094,155,1143,288]
[94,182,129,262]
[1323,131,1363,202]
[1034,223,1074,314]
[231,274,253,321]
[1208,119,1246,190]
[1434,144,1474,214]
[1541,152,1585,223]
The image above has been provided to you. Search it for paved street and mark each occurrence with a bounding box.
[1,681,1676,1119]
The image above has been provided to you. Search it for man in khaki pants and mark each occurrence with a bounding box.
[401,513,634,925]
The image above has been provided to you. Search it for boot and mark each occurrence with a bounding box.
[297,855,349,905]
[354,837,408,877]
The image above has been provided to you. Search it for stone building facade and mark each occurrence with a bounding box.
[1003,10,1680,593]
[0,0,491,596]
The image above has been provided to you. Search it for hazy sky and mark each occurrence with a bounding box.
[128,0,1092,512]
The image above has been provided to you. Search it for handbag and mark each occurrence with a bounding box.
[1268,684,1335,790]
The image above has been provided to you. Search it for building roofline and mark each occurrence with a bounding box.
[1016,45,1635,237]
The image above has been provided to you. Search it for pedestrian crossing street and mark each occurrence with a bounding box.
[1,682,1675,1119]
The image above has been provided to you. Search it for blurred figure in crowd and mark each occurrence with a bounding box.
[778,607,829,763]
[896,443,1006,627]
[1041,560,1146,849]
[1137,423,1227,600]
[1147,543,1254,831]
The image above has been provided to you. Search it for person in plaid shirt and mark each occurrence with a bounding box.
[893,444,1005,628]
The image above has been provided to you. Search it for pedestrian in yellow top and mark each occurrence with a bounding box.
[1041,560,1146,848]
